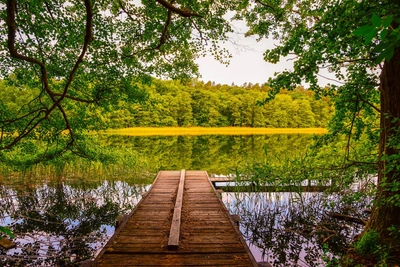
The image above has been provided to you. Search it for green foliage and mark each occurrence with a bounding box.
[236,1,400,253]
[388,225,400,240]
[352,229,398,266]
[354,14,400,62]
[322,243,341,267]
[354,229,380,255]
[236,0,392,132]
[0,0,240,160]
[0,226,14,239]
[101,79,333,129]
[240,130,378,194]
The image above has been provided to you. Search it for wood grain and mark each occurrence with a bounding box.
[92,170,258,267]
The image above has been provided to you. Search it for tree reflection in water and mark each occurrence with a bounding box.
[0,181,148,266]
[222,192,372,267]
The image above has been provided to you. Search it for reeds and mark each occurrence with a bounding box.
[0,149,154,188]
[103,127,328,136]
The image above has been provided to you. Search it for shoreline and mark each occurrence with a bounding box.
[102,127,328,136]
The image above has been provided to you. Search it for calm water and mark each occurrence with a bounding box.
[222,192,369,266]
[0,134,369,266]
[100,134,315,174]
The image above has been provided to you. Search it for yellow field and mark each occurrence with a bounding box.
[103,127,328,136]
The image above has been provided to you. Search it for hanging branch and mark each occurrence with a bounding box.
[3,0,93,150]
[120,0,197,57]
[155,0,202,18]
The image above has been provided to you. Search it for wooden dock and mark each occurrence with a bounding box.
[90,170,258,267]
[209,176,331,192]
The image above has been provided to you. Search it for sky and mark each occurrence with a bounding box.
[195,21,339,88]
[195,36,293,86]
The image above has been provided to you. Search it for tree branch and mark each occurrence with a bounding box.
[1,110,48,150]
[345,96,359,160]
[189,17,207,44]
[53,93,97,104]
[157,9,172,49]
[121,4,172,56]
[52,0,93,145]
[119,0,144,24]
[155,0,202,18]
[44,1,55,21]
[4,0,94,150]
[0,107,48,125]
[254,0,276,12]
[355,92,381,113]
[328,212,367,225]
[58,0,93,103]
[6,0,54,101]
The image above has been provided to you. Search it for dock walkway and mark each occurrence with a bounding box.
[91,170,257,267]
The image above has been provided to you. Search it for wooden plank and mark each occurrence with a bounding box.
[94,170,258,267]
[0,237,16,249]
[167,169,185,249]
[109,243,246,253]
[98,253,252,266]
[92,170,171,265]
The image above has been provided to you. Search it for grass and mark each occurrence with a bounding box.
[0,147,155,187]
[103,127,328,136]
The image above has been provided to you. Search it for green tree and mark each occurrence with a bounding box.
[270,95,291,127]
[238,0,400,259]
[296,99,315,127]
[0,0,236,162]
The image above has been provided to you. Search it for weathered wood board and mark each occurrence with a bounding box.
[91,170,257,267]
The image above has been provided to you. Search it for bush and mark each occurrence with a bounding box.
[354,229,380,255]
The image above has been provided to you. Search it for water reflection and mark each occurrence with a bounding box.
[100,134,315,174]
[222,192,371,267]
[0,181,148,266]
[1,133,333,266]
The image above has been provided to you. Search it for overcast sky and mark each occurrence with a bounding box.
[195,39,292,86]
[195,21,338,88]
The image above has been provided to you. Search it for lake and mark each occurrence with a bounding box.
[99,133,316,174]
[0,132,369,266]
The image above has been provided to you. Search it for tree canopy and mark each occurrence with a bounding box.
[0,0,235,159]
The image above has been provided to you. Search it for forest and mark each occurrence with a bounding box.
[0,78,333,130]
[98,79,333,128]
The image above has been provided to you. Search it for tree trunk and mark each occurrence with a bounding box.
[364,46,400,243]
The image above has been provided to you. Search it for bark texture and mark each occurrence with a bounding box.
[365,46,400,242]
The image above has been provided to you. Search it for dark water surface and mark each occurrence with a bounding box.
[1,134,368,266]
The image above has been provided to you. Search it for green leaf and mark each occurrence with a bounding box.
[376,46,395,63]
[380,29,388,40]
[375,41,390,52]
[0,226,14,239]
[385,46,395,61]
[354,25,375,37]
[364,30,379,44]
[376,52,386,63]
[371,13,382,27]
[383,15,393,28]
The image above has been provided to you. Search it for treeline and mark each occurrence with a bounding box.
[0,78,333,130]
[104,80,333,128]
